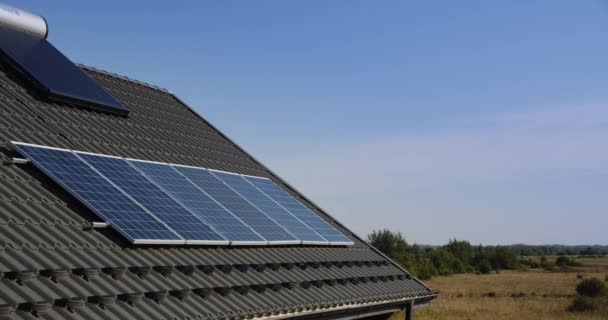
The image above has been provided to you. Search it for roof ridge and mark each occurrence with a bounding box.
[76,64,171,94]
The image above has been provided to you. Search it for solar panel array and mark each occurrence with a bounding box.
[174,167,298,244]
[12,142,354,246]
[213,171,327,243]
[129,160,264,244]
[11,144,182,244]
[0,24,129,115]
[77,153,226,245]
[245,176,354,245]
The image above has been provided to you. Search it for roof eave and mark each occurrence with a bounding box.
[255,294,438,320]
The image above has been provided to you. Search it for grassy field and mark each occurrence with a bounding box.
[415,257,608,320]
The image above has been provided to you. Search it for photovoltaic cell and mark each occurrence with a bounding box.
[11,142,353,246]
[0,24,128,114]
[77,153,226,244]
[129,160,264,243]
[245,176,353,244]
[174,166,297,243]
[12,143,181,243]
[213,171,327,244]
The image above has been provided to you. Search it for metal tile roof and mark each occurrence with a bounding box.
[0,62,434,319]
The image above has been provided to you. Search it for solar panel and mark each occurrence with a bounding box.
[128,160,265,244]
[11,143,182,244]
[76,152,227,245]
[212,171,328,244]
[11,142,352,246]
[244,176,353,245]
[0,24,128,115]
[174,166,299,244]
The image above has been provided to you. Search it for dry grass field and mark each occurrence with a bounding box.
[415,257,608,320]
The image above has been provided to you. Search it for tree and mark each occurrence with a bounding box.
[555,255,577,268]
[444,239,473,266]
[366,229,524,280]
[493,246,518,270]
[415,257,437,280]
[367,229,409,266]
[478,259,492,274]
[539,256,552,269]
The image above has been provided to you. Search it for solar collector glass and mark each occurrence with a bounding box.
[77,153,226,244]
[128,160,265,243]
[12,143,181,243]
[0,24,128,114]
[245,176,353,244]
[174,166,298,243]
[213,171,328,244]
[12,143,353,246]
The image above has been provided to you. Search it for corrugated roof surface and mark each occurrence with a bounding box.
[0,62,433,319]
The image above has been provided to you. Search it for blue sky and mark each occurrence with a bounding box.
[18,1,608,245]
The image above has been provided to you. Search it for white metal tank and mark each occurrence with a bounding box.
[0,3,47,39]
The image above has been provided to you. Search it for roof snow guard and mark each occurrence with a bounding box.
[0,3,128,115]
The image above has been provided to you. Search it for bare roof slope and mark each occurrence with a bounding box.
[0,62,434,320]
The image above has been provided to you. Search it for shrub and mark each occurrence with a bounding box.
[449,258,466,274]
[540,256,553,269]
[478,259,492,274]
[555,256,574,268]
[576,278,605,297]
[567,295,599,312]
[416,266,433,280]
[414,256,438,280]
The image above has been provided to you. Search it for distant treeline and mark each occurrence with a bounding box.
[507,244,608,256]
[366,229,603,280]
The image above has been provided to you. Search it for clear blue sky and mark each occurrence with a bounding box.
[17,1,608,245]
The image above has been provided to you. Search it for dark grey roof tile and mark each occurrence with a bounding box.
[0,62,433,319]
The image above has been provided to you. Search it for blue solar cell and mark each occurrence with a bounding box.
[129,160,264,243]
[12,143,181,243]
[0,24,128,114]
[77,153,226,244]
[174,166,297,243]
[244,176,353,244]
[213,171,327,244]
[12,143,352,246]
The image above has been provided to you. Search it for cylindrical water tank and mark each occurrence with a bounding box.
[0,3,47,39]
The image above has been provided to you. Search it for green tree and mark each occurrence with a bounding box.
[539,256,552,269]
[367,229,524,280]
[555,255,576,268]
[429,249,463,275]
[492,246,519,270]
[478,259,492,274]
[367,229,409,266]
[444,239,473,266]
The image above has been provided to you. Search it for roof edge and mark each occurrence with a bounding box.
[170,93,434,292]
[256,294,437,320]
[77,64,170,94]
[72,63,433,292]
